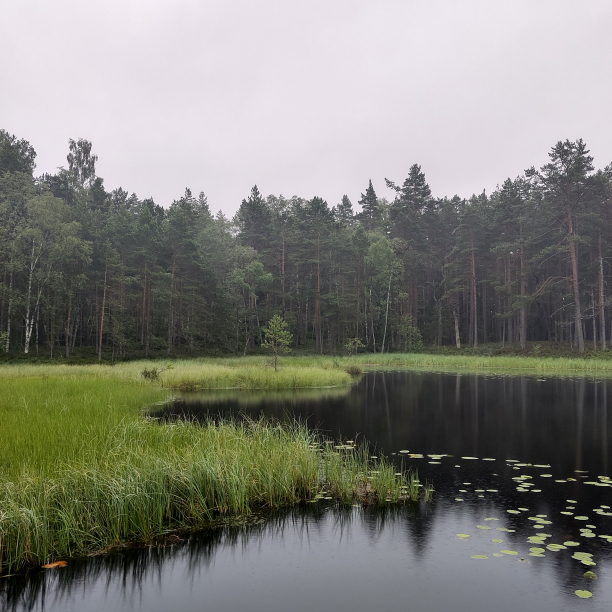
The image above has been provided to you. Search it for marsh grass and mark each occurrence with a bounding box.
[0,368,427,573]
[0,418,427,572]
[342,352,612,376]
[322,444,433,505]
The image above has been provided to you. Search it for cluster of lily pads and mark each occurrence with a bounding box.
[396,450,610,601]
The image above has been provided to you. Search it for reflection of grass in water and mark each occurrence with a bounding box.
[175,385,352,407]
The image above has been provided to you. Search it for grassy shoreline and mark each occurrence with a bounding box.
[0,365,425,573]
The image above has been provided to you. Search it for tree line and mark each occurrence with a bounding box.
[1,129,611,359]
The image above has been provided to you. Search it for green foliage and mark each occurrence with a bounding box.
[262,315,292,371]
[345,337,364,355]
[399,315,423,351]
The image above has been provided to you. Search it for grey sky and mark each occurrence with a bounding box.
[2,0,611,216]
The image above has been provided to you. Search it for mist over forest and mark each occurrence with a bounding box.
[1,129,611,360]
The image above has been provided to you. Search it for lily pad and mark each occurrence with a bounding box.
[507,510,520,514]
[471,554,488,559]
[575,590,592,599]
[455,498,464,502]
[529,552,545,557]
[564,541,580,546]
[560,511,573,515]
[493,553,504,557]
[546,543,567,551]
[540,474,553,478]
[567,499,578,503]
[477,525,492,530]
[575,516,589,520]
[483,517,499,521]
[583,571,597,580]
[500,550,519,555]
[529,547,545,553]
[456,533,471,539]
[462,457,479,460]
[491,538,503,543]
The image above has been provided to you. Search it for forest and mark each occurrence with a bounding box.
[1,129,611,359]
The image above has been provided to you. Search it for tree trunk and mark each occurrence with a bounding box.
[98,262,107,362]
[167,255,176,355]
[381,269,392,354]
[470,247,477,347]
[519,227,527,349]
[599,234,606,350]
[5,271,12,353]
[566,203,584,352]
[454,306,461,349]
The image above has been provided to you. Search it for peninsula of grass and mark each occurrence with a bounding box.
[0,365,424,574]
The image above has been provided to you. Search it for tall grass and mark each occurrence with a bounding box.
[0,376,169,479]
[0,418,428,573]
[0,368,427,573]
[342,352,612,376]
[155,362,352,390]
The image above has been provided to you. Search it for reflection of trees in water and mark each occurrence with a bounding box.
[1,502,437,612]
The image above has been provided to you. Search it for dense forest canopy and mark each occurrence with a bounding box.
[1,129,611,359]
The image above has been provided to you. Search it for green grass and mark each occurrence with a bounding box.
[0,364,425,573]
[342,352,612,376]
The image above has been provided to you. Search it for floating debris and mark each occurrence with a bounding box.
[42,561,68,569]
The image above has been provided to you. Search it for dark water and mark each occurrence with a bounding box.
[3,372,612,611]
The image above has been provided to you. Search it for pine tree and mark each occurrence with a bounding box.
[262,314,292,371]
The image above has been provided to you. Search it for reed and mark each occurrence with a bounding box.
[0,418,428,573]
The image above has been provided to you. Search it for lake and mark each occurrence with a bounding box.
[3,371,612,611]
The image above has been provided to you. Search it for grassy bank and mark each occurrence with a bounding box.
[0,359,352,389]
[0,366,423,573]
[342,352,612,376]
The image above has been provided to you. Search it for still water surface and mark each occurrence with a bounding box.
[3,371,612,611]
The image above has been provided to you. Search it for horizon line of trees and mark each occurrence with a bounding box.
[1,128,611,359]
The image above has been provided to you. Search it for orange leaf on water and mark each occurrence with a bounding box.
[42,560,67,569]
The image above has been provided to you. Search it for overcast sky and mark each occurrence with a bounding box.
[2,0,611,216]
